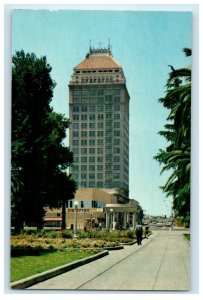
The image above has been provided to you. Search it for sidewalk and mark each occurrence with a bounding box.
[28,230,190,291]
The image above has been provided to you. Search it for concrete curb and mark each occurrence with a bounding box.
[11,250,109,289]
[104,245,124,250]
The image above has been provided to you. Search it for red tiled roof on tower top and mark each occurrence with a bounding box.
[75,48,121,70]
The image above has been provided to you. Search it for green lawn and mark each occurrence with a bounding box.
[11,251,95,282]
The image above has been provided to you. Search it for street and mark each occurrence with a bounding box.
[28,230,190,291]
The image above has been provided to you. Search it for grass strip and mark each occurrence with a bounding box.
[11,250,95,282]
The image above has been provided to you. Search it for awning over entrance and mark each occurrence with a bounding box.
[104,203,138,213]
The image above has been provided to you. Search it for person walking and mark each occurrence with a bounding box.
[135,221,143,245]
[144,226,149,239]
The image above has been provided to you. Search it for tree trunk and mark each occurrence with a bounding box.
[61,200,66,230]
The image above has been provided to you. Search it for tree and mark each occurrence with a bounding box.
[154,48,191,225]
[12,50,77,231]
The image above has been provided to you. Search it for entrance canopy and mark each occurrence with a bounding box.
[104,203,138,213]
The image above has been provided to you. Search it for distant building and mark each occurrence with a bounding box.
[69,45,129,195]
[45,45,141,230]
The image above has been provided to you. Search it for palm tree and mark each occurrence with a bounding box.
[154,48,191,225]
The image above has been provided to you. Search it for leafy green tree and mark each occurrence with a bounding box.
[12,50,77,231]
[154,48,191,225]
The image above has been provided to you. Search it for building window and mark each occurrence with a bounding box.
[81,201,84,208]
[89,131,95,137]
[98,114,104,120]
[97,131,104,137]
[114,156,120,163]
[106,146,112,153]
[97,148,103,155]
[89,89,96,96]
[81,157,87,163]
[74,157,79,163]
[81,106,87,112]
[114,122,120,128]
[114,105,120,111]
[105,164,112,171]
[97,157,103,163]
[97,139,103,146]
[81,165,87,171]
[97,173,103,179]
[114,96,120,103]
[106,121,112,129]
[81,182,87,188]
[81,123,87,129]
[114,165,120,171]
[114,131,120,137]
[106,130,112,136]
[73,90,80,96]
[73,148,79,155]
[114,139,120,145]
[97,182,104,188]
[89,106,95,112]
[105,105,112,112]
[73,115,79,121]
[73,165,79,171]
[114,114,120,120]
[105,95,113,103]
[114,89,120,95]
[73,131,79,138]
[89,123,95,129]
[81,114,87,120]
[81,148,87,154]
[89,165,95,171]
[114,147,120,154]
[97,122,104,129]
[81,90,88,96]
[89,114,95,120]
[73,106,79,112]
[89,181,95,188]
[97,105,104,112]
[113,173,120,179]
[81,173,87,179]
[106,113,112,120]
[113,181,120,187]
[97,165,103,171]
[92,200,97,208]
[73,123,79,129]
[89,173,95,179]
[106,155,112,162]
[89,148,95,154]
[98,89,104,96]
[81,140,87,146]
[89,139,95,146]
[81,131,87,137]
[105,138,112,145]
[89,157,95,163]
[73,140,79,146]
[69,200,73,208]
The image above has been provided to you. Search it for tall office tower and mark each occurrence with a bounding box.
[69,46,130,197]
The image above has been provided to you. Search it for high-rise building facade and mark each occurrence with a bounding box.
[69,46,130,196]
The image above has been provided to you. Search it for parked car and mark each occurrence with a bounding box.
[156,222,164,227]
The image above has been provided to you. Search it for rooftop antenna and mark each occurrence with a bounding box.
[89,39,92,51]
[108,38,110,50]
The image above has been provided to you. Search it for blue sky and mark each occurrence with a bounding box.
[12,8,192,217]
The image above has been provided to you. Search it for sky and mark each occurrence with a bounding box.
[12,7,192,217]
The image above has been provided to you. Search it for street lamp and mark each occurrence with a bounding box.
[73,200,79,238]
[110,208,113,230]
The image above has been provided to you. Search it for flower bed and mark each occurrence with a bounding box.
[11,229,135,256]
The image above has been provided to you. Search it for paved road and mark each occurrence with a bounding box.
[29,230,190,291]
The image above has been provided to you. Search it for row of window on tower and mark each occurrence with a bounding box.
[72,88,121,97]
[72,113,121,123]
[72,101,120,111]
